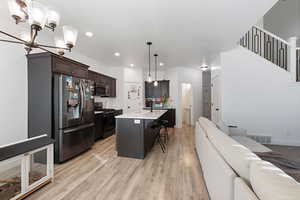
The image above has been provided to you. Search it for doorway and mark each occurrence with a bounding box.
[211,75,221,124]
[181,83,193,126]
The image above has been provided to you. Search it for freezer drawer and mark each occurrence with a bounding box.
[58,123,95,163]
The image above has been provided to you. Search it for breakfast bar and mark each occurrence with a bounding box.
[115,110,167,159]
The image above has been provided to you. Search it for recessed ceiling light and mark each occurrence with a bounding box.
[159,62,164,66]
[200,64,209,71]
[85,32,93,37]
[130,64,135,67]
[114,52,120,57]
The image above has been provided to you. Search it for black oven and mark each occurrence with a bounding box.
[102,111,115,138]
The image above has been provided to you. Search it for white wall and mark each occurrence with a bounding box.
[220,46,300,146]
[0,43,28,146]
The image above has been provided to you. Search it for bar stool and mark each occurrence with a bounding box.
[151,120,166,153]
[159,120,169,145]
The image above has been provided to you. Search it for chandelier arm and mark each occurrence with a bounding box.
[0,39,24,45]
[30,26,38,45]
[0,30,27,43]
[37,43,70,51]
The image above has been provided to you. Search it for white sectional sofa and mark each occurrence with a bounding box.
[195,117,300,200]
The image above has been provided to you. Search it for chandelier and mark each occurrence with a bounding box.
[1,0,78,56]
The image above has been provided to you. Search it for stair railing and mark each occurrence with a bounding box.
[240,26,290,71]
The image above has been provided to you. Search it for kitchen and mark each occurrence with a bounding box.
[27,50,176,164]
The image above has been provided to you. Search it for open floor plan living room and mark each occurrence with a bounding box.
[1,0,300,200]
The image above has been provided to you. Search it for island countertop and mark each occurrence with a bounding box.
[115,110,167,120]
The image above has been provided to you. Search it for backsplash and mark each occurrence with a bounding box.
[94,96,122,109]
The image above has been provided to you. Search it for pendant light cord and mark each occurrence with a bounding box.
[148,44,151,77]
[154,54,158,81]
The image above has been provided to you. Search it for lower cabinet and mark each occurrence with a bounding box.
[95,114,104,140]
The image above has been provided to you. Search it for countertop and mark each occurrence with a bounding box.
[115,110,167,119]
[143,107,175,110]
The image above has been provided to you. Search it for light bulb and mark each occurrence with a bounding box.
[55,37,66,55]
[63,25,78,48]
[147,76,152,83]
[28,1,48,29]
[47,10,60,29]
[200,64,209,71]
[8,0,26,22]
[154,81,158,87]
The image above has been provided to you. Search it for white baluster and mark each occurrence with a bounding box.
[288,37,297,81]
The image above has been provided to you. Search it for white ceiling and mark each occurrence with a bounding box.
[0,0,278,68]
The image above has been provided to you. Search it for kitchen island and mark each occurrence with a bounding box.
[115,110,167,159]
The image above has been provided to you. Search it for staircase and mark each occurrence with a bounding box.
[239,26,300,82]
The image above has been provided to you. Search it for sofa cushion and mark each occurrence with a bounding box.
[216,120,230,135]
[234,178,259,200]
[201,131,236,200]
[199,117,261,183]
[250,161,300,200]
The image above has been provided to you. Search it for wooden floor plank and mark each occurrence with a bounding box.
[27,126,209,200]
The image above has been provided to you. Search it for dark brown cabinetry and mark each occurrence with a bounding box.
[52,55,89,79]
[88,70,116,97]
[27,52,90,139]
[145,80,169,98]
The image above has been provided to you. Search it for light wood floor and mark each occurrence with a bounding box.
[27,126,210,200]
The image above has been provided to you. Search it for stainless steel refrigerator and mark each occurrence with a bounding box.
[53,74,95,163]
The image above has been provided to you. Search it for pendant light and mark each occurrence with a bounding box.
[154,54,158,87]
[147,42,152,83]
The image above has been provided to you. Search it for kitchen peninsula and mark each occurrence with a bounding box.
[115,110,167,159]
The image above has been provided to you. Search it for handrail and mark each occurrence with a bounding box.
[240,26,289,71]
[253,25,290,45]
[0,135,54,161]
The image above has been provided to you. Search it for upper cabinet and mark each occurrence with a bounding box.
[88,70,117,98]
[145,80,170,98]
[27,52,90,79]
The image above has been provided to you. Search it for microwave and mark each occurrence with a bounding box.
[95,83,110,97]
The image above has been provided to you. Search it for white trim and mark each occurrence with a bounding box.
[0,134,47,149]
[0,143,54,200]
[253,25,290,45]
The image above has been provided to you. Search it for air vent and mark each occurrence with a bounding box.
[247,135,272,144]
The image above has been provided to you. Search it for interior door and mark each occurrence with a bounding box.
[211,75,221,124]
[125,83,143,112]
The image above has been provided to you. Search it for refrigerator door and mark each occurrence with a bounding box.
[60,75,85,129]
[81,79,95,124]
[58,123,95,162]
